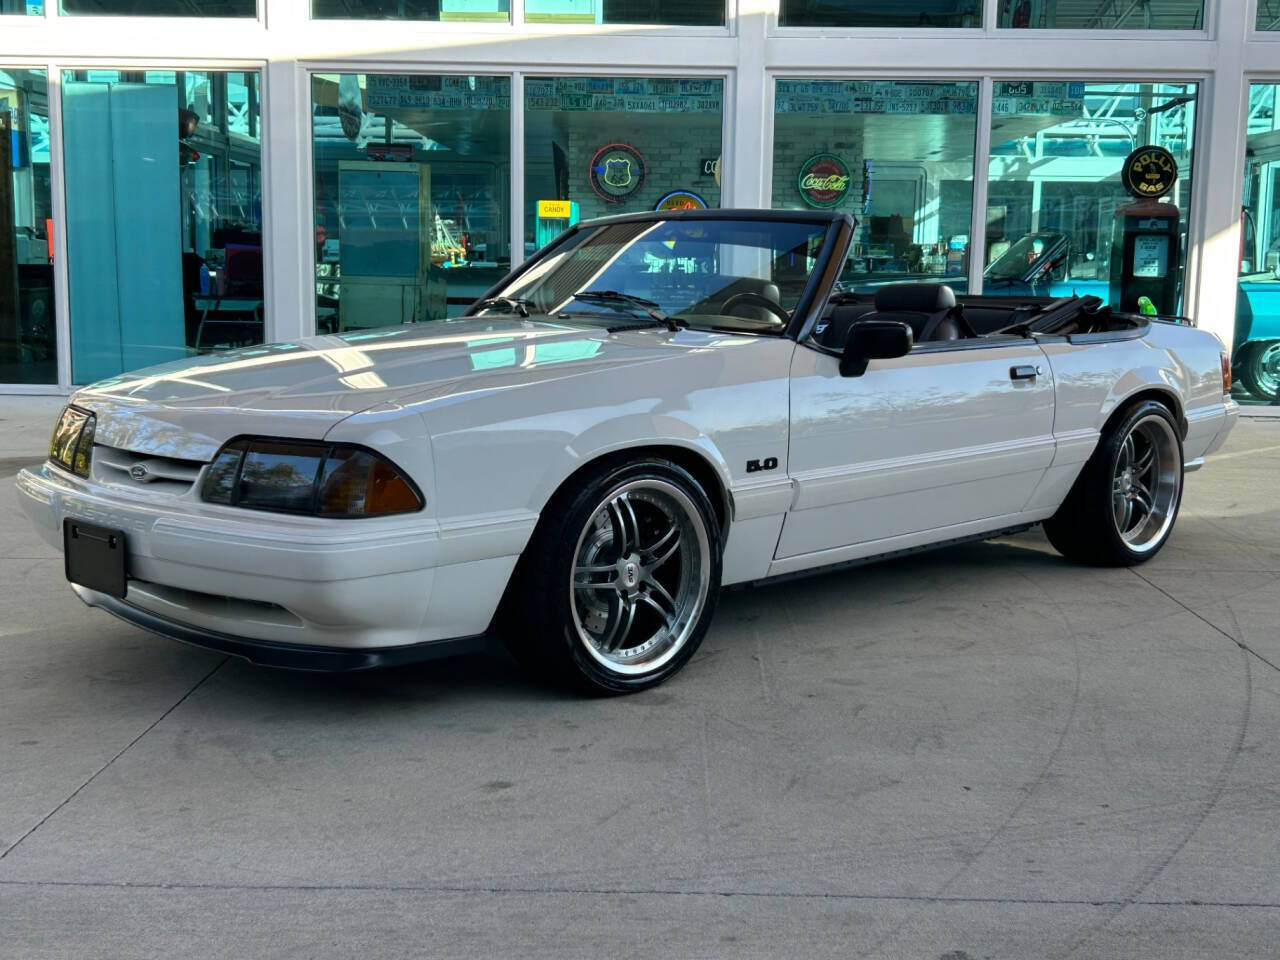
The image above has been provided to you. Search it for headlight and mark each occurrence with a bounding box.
[48,405,96,478]
[201,438,423,517]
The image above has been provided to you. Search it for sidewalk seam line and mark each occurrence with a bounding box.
[0,657,227,861]
[1128,568,1280,675]
[0,878,1278,909]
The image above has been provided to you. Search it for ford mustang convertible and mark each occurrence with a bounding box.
[18,210,1238,693]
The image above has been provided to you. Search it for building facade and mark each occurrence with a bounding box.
[2,0,1279,403]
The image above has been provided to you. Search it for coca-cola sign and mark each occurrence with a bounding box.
[797,153,852,209]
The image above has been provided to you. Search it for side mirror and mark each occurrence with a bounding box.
[840,320,913,377]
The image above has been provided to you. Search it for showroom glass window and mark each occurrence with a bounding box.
[998,0,1201,29]
[1234,82,1280,405]
[779,1,979,28]
[1,69,56,385]
[313,0,504,22]
[523,76,724,253]
[1260,1,1280,31]
[60,0,253,15]
[525,0,723,25]
[771,80,978,293]
[61,70,264,384]
[984,81,1196,311]
[311,73,511,329]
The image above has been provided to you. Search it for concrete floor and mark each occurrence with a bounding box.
[2,397,1279,959]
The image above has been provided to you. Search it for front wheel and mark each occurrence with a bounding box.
[1043,399,1184,566]
[501,458,722,694]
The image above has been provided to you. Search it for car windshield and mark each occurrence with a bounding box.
[475,217,832,334]
[985,232,1069,282]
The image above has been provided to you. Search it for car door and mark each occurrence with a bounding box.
[776,336,1056,569]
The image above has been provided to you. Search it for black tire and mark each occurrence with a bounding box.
[498,457,722,695]
[1236,340,1280,402]
[1043,399,1184,567]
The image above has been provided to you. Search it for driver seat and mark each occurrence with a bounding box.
[700,278,784,324]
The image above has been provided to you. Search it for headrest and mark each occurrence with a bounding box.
[873,283,956,314]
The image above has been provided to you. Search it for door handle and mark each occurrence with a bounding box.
[1010,364,1041,381]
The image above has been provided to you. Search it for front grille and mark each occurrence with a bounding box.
[93,445,206,497]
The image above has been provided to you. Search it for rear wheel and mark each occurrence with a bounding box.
[501,458,722,694]
[1237,340,1280,402]
[1043,399,1183,566]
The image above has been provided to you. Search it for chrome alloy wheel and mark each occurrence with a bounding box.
[569,479,711,676]
[1111,413,1181,553]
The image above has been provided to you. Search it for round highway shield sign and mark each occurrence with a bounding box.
[798,153,852,209]
[589,143,646,204]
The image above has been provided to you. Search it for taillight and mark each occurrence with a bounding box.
[1221,352,1232,395]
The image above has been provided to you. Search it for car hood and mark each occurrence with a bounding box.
[72,316,716,461]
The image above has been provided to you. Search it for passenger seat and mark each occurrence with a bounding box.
[863,283,962,342]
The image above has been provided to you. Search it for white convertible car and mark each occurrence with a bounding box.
[18,210,1238,692]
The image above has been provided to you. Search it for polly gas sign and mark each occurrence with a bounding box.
[798,153,852,209]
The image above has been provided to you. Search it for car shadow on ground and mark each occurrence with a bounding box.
[210,531,1069,706]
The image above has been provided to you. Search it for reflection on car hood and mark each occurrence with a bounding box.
[71,316,723,461]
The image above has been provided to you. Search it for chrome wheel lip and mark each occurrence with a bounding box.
[1111,413,1181,554]
[569,478,711,677]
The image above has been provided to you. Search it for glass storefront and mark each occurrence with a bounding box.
[60,0,254,14]
[997,0,1202,29]
[984,81,1196,311]
[1234,82,1280,404]
[771,80,977,292]
[311,73,511,330]
[1,70,55,385]
[312,0,506,21]
[779,1,979,27]
[526,0,723,24]
[0,8,1271,390]
[523,76,723,253]
[61,70,263,384]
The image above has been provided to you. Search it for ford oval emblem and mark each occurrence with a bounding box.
[130,463,149,481]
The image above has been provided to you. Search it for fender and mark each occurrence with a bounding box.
[374,336,794,567]
[537,413,736,523]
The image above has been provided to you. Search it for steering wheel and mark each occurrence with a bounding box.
[719,292,791,326]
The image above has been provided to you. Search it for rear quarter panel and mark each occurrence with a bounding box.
[1035,322,1230,499]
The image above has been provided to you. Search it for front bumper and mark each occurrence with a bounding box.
[77,585,484,671]
[17,463,528,664]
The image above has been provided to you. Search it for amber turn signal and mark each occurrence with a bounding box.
[201,438,423,517]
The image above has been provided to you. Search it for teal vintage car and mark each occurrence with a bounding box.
[1235,278,1280,403]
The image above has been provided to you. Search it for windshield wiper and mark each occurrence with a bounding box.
[475,296,534,317]
[570,291,682,330]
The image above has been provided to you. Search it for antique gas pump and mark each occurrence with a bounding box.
[1109,146,1181,315]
